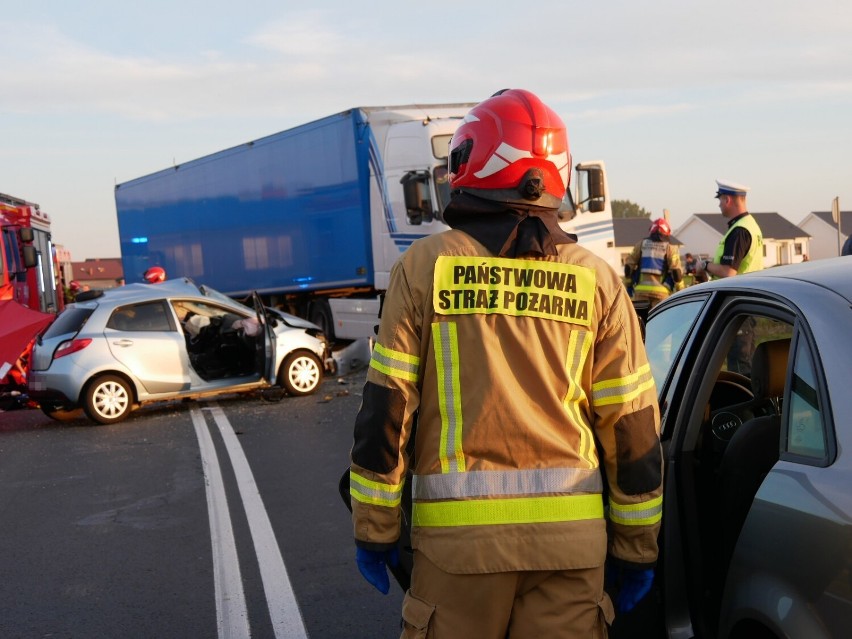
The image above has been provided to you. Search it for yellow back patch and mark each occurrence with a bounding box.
[433,256,596,326]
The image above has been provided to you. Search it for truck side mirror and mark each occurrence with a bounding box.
[589,199,605,213]
[401,171,433,225]
[586,168,604,199]
[585,167,605,213]
[19,227,34,242]
[22,245,38,269]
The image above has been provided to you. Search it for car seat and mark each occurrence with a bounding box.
[717,338,790,572]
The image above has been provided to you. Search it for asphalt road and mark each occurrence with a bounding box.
[0,367,404,639]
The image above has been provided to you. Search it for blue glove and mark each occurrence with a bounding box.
[355,547,399,595]
[606,565,655,613]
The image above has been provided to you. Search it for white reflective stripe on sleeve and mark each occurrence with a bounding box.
[609,495,663,525]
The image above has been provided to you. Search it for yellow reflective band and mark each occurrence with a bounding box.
[432,256,596,326]
[608,495,663,526]
[433,322,465,473]
[370,342,420,383]
[413,494,604,527]
[349,470,403,508]
[592,363,655,406]
[562,329,597,469]
[634,283,670,295]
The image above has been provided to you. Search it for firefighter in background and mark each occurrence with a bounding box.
[350,89,663,637]
[65,280,90,302]
[143,266,166,283]
[65,280,82,303]
[624,218,684,309]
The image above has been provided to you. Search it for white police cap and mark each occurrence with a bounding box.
[715,179,750,197]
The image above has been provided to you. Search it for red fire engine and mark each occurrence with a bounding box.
[1,192,63,313]
[1,193,62,405]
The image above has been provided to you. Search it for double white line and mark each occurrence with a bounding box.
[191,404,308,639]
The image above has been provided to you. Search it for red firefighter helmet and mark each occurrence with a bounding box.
[69,280,82,293]
[143,266,166,283]
[649,218,671,237]
[448,89,571,208]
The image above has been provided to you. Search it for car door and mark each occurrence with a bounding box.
[251,291,277,384]
[648,292,796,638]
[105,300,191,394]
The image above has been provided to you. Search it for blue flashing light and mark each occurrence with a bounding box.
[131,237,149,244]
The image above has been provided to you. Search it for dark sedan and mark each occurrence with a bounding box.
[645,256,852,638]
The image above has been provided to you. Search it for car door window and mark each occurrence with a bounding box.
[644,299,704,391]
[704,313,793,419]
[108,302,173,332]
[785,338,827,460]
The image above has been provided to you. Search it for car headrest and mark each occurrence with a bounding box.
[750,338,791,399]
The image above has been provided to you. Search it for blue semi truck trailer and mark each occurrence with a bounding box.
[115,104,617,341]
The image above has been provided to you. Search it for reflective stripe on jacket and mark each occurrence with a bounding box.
[350,229,663,574]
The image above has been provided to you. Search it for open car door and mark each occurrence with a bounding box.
[251,291,277,385]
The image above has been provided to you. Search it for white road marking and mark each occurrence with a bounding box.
[191,407,250,639]
[206,404,309,639]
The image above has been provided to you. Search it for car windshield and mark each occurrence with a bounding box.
[199,285,253,314]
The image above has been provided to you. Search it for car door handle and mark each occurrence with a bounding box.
[112,339,134,347]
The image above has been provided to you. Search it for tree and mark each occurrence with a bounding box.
[612,200,651,219]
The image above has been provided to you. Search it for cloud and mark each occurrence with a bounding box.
[246,11,346,57]
[1,3,851,126]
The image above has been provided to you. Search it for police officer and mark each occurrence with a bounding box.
[624,217,684,308]
[697,179,764,374]
[350,89,663,638]
[695,179,764,279]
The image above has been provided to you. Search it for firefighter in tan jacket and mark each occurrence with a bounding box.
[350,89,663,638]
[624,218,684,309]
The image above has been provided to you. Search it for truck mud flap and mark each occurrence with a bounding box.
[338,466,414,592]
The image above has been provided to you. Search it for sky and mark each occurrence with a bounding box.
[2,0,852,260]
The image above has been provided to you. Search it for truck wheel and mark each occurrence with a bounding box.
[84,375,133,424]
[280,351,323,396]
[308,299,335,341]
[40,403,84,422]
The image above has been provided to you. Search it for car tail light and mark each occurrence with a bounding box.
[54,338,92,360]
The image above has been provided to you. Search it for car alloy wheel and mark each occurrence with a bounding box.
[84,375,133,424]
[281,351,322,396]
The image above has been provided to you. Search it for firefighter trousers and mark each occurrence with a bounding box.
[399,550,614,638]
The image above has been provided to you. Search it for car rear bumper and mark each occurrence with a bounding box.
[28,371,77,404]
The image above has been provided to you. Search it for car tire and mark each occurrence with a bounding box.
[83,375,134,424]
[280,351,323,396]
[40,403,84,422]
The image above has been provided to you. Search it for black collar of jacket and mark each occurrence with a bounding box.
[442,191,577,258]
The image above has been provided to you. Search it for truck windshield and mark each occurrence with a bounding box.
[434,165,451,215]
[558,189,577,222]
[432,133,453,217]
[2,228,22,274]
[431,134,452,160]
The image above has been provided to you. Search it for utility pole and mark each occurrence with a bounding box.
[832,197,841,256]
